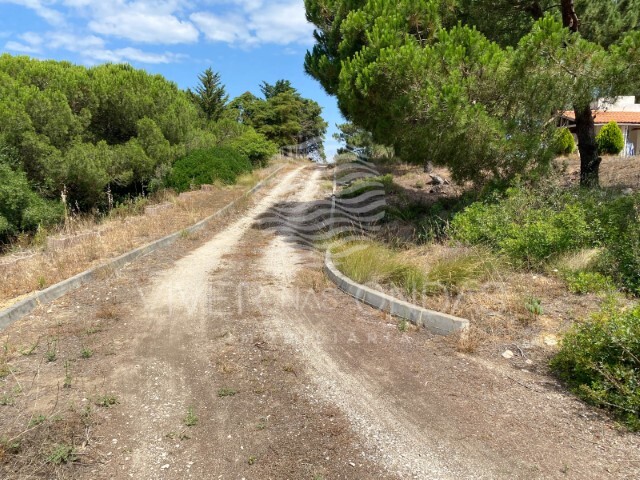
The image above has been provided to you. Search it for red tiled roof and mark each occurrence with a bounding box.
[562,110,640,124]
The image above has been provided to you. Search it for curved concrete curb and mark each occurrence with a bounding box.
[324,252,469,336]
[0,164,287,332]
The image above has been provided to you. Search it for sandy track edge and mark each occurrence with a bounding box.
[0,164,288,331]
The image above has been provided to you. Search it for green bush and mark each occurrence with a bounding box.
[339,174,395,199]
[229,129,277,167]
[0,163,63,242]
[551,302,640,430]
[451,186,640,293]
[596,121,624,155]
[553,127,576,155]
[563,271,615,295]
[593,193,640,295]
[167,146,252,192]
[450,187,595,268]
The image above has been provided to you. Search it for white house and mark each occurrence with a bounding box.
[561,96,640,156]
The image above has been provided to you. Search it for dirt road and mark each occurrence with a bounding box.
[2,166,639,479]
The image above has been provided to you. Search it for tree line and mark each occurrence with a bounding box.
[0,54,326,243]
[304,0,640,187]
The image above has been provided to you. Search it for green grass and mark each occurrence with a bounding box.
[332,241,502,296]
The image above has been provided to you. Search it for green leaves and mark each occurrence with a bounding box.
[0,162,63,241]
[167,147,252,192]
[305,1,638,184]
[229,81,327,156]
[189,68,229,122]
[551,302,640,430]
[596,122,625,155]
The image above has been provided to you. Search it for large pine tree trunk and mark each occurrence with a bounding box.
[574,105,601,187]
[560,0,600,187]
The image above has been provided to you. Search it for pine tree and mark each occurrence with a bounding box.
[304,0,640,186]
[189,68,229,122]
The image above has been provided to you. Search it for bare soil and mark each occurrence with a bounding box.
[1,166,639,479]
[559,154,640,189]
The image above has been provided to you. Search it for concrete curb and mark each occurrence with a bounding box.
[324,252,469,336]
[0,164,287,332]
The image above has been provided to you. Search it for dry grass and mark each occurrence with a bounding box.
[555,248,601,272]
[0,163,287,308]
[332,241,503,297]
[329,159,635,353]
[295,267,331,293]
[331,239,607,350]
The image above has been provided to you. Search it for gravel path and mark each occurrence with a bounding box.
[2,165,639,479]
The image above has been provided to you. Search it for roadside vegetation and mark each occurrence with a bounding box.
[330,161,640,430]
[0,55,326,249]
[307,0,640,431]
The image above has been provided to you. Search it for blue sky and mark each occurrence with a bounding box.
[0,0,344,159]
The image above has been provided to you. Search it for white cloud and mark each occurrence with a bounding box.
[87,2,199,45]
[6,29,181,64]
[3,0,315,65]
[249,1,313,45]
[48,31,104,50]
[4,40,42,54]
[111,47,183,63]
[4,30,44,54]
[1,0,66,25]
[191,0,314,47]
[190,11,253,45]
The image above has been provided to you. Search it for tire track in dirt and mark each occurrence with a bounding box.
[255,172,469,479]
[97,167,307,478]
[85,165,640,480]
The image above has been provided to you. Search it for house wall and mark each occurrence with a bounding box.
[630,128,640,156]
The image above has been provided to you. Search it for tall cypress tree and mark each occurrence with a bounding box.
[189,68,229,122]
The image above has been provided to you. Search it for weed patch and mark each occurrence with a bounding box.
[95,394,119,408]
[217,387,237,398]
[184,407,198,427]
[47,443,77,464]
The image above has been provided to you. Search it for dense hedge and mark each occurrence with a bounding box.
[167,147,253,192]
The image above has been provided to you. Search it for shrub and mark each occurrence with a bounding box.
[0,163,63,242]
[229,129,277,167]
[553,127,576,156]
[339,174,395,199]
[167,146,252,192]
[450,187,595,268]
[551,302,640,430]
[593,193,640,295]
[563,271,615,295]
[596,121,624,155]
